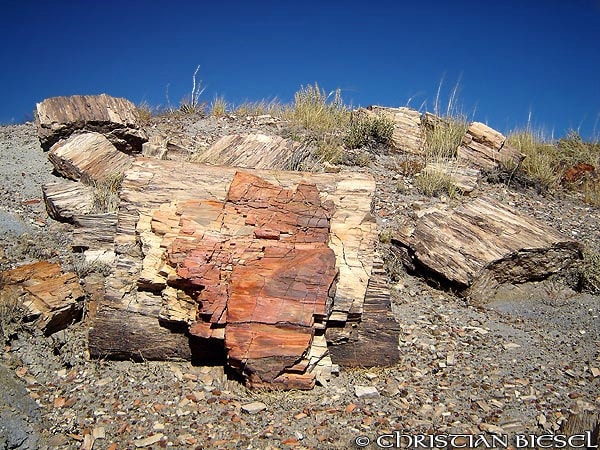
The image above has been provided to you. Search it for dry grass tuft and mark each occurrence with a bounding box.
[91,173,123,213]
[234,99,285,118]
[580,249,600,293]
[286,83,350,134]
[210,96,228,117]
[506,129,560,190]
[415,165,460,198]
[0,287,26,342]
[136,101,155,125]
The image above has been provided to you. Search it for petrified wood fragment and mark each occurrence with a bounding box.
[0,261,84,334]
[48,132,134,183]
[35,94,147,153]
[393,196,582,303]
[42,180,94,222]
[457,122,524,171]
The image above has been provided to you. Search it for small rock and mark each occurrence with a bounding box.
[503,342,521,350]
[354,386,380,399]
[134,433,164,448]
[241,401,267,414]
[364,372,378,381]
[590,367,600,378]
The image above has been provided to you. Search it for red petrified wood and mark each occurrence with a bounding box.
[157,172,338,388]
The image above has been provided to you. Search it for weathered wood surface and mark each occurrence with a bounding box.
[88,159,394,388]
[327,255,400,366]
[393,196,582,303]
[48,132,134,183]
[35,94,147,153]
[42,180,94,222]
[194,133,313,170]
[360,106,425,154]
[71,213,118,265]
[0,261,84,334]
[457,122,524,171]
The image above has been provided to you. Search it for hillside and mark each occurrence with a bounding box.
[0,92,598,449]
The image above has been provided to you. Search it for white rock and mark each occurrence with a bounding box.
[134,433,164,447]
[241,401,267,414]
[354,386,380,399]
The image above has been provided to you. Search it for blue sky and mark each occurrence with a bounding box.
[2,0,599,139]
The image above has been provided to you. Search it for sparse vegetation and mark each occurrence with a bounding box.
[580,248,600,293]
[506,129,561,190]
[136,101,155,125]
[91,173,123,213]
[178,65,207,115]
[417,79,469,198]
[286,83,349,134]
[234,99,284,118]
[0,287,25,342]
[414,166,460,198]
[423,115,469,161]
[344,115,394,149]
[507,128,600,193]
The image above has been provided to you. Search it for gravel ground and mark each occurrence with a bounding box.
[0,120,598,449]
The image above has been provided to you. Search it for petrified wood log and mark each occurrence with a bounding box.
[48,132,134,183]
[393,196,582,303]
[194,133,313,170]
[35,94,147,153]
[0,261,84,334]
[88,159,394,388]
[457,122,524,171]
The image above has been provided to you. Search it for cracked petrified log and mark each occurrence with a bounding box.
[0,261,85,334]
[35,94,148,153]
[88,159,396,389]
[392,196,582,303]
[141,172,338,389]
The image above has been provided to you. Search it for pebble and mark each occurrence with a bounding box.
[354,386,380,399]
[134,433,164,447]
[241,401,267,414]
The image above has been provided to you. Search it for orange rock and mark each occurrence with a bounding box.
[0,261,84,334]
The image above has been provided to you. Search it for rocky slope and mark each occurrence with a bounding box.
[0,116,598,449]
